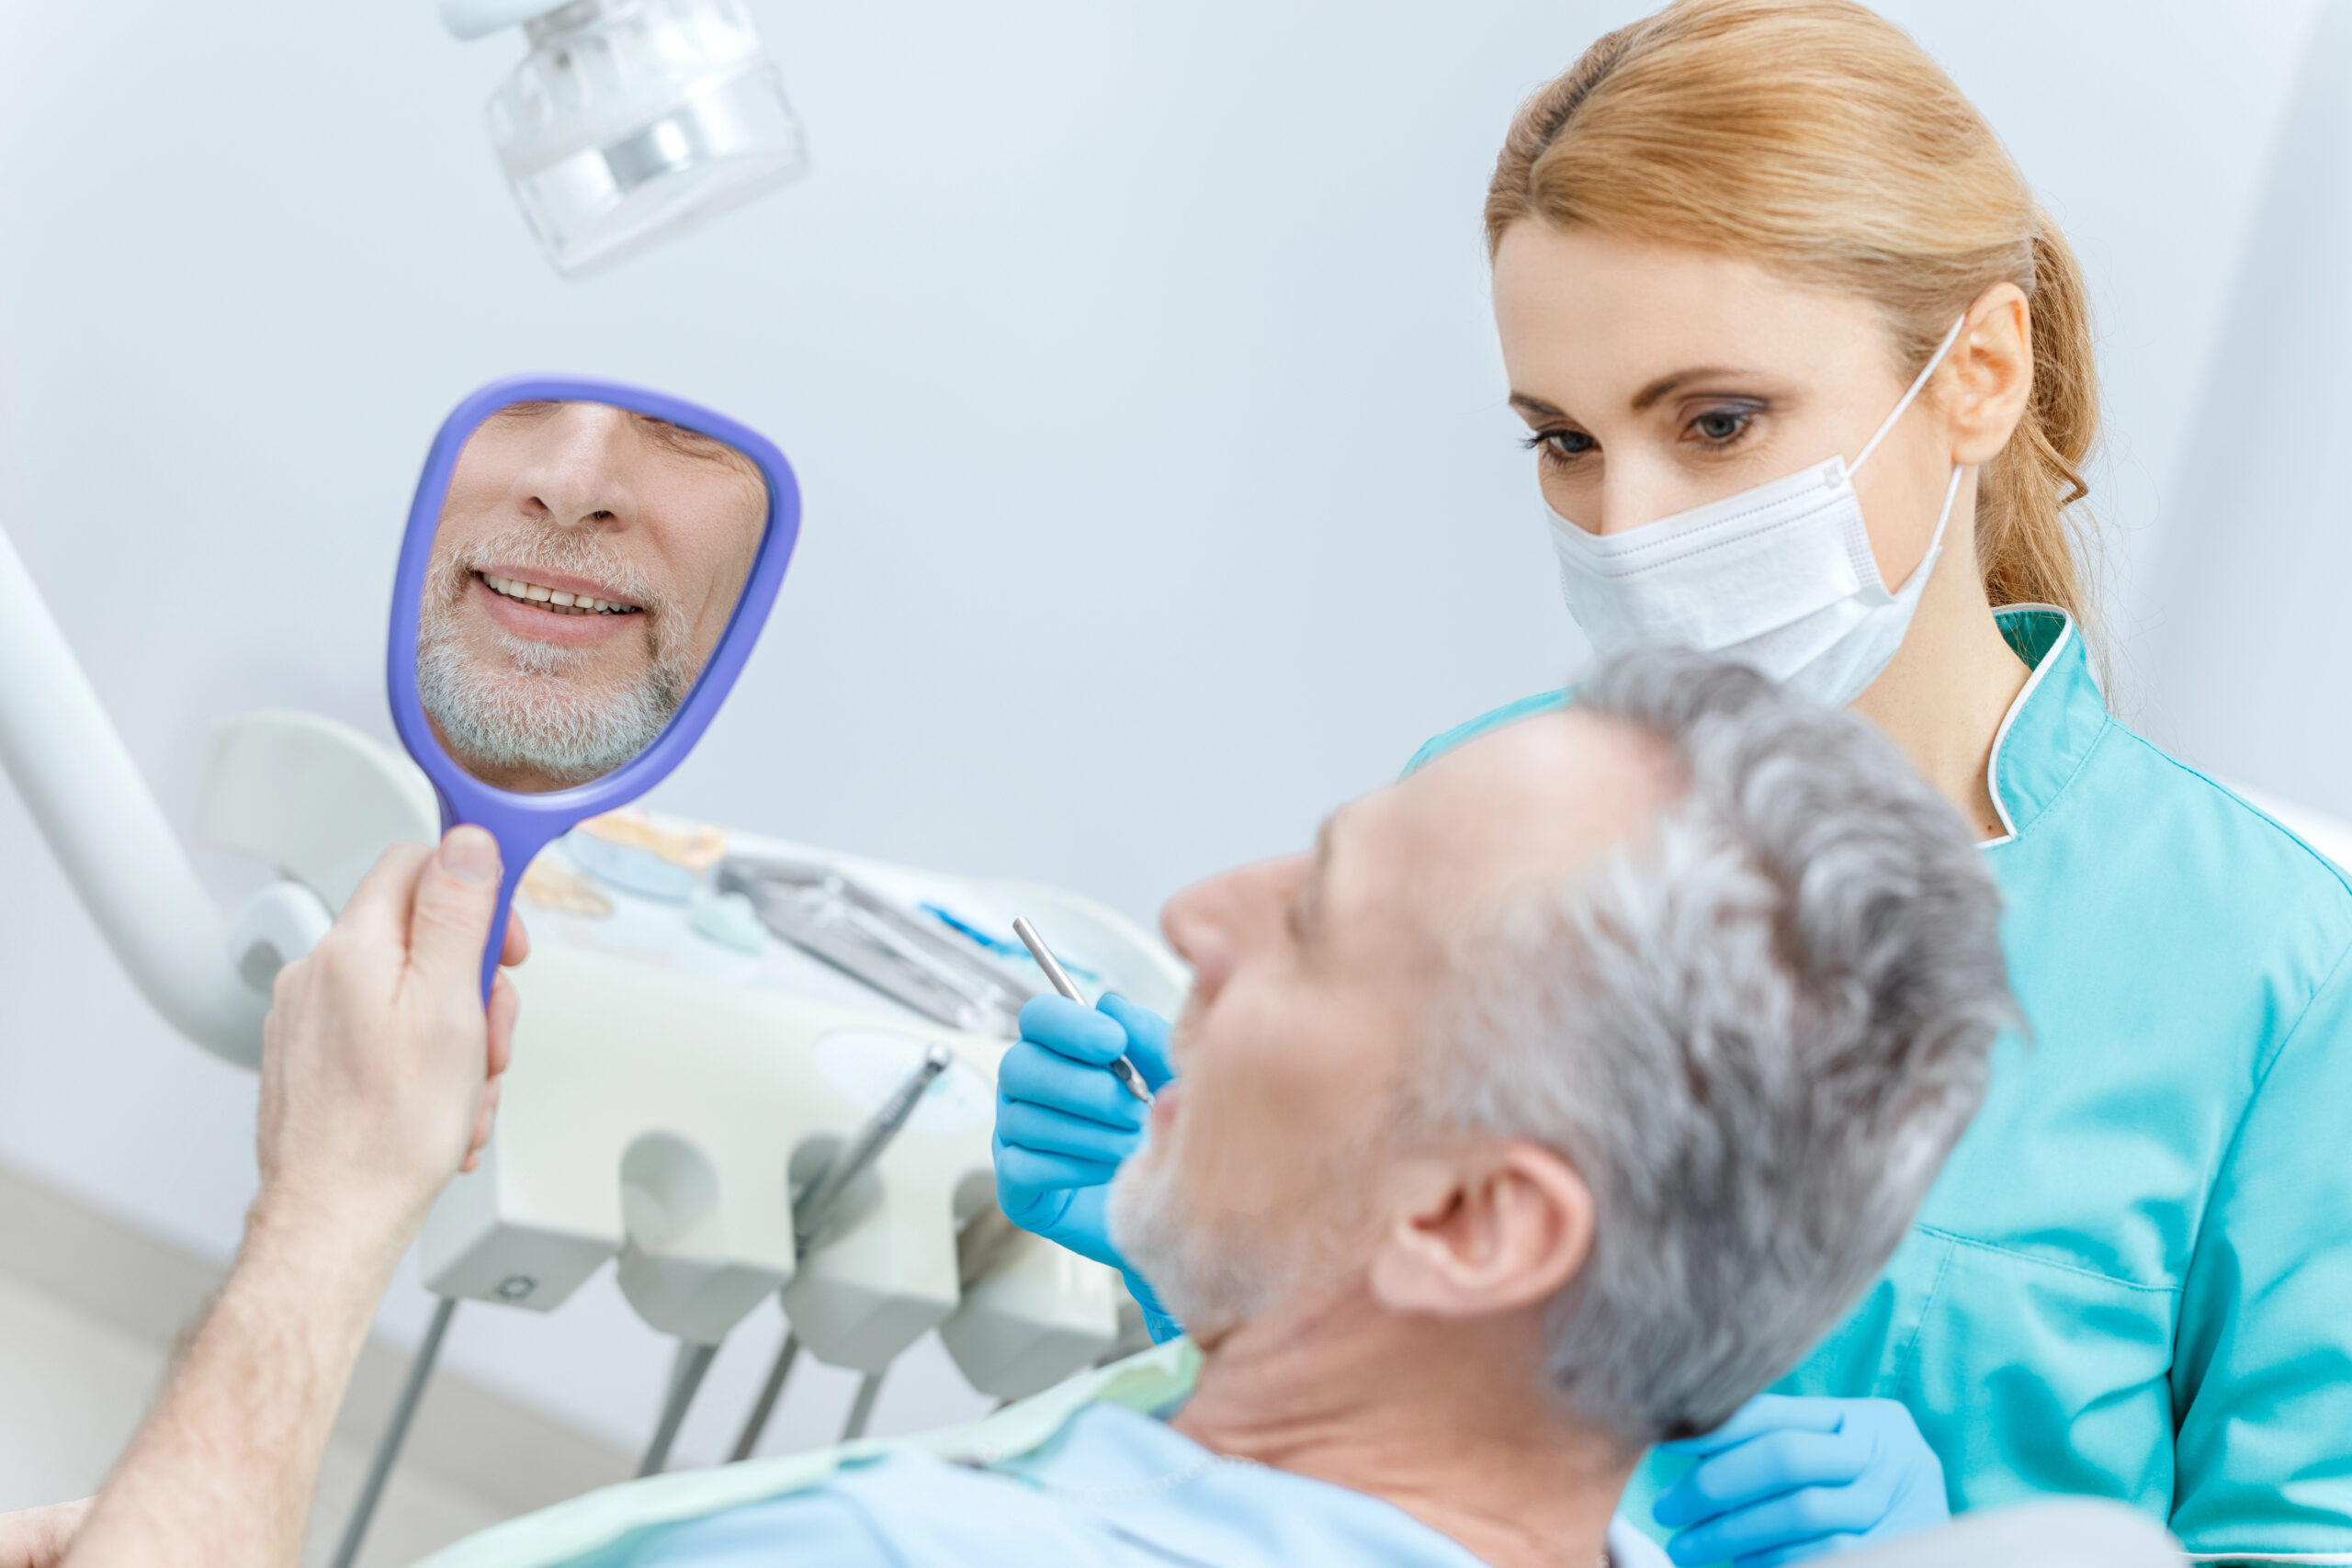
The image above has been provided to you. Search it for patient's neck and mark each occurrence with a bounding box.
[1172,1292,1631,1568]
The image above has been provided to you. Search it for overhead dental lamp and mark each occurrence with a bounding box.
[442,0,809,276]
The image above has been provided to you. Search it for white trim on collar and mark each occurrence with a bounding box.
[1978,604,2075,851]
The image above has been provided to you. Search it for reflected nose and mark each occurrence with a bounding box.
[1160,853,1309,1005]
[517,404,637,530]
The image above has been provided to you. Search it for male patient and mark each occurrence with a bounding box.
[1,649,2011,1568]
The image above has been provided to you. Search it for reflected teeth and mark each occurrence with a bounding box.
[481,573,634,615]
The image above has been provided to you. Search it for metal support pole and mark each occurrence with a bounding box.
[639,1338,721,1478]
[840,1371,884,1442]
[330,1295,458,1568]
[729,1329,800,1461]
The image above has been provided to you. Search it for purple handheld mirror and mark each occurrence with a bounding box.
[386,376,801,998]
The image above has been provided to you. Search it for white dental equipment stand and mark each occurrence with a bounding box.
[0,526,287,1065]
[0,517,1182,1557]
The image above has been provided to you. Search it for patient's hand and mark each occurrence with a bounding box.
[0,1500,91,1568]
[53,831,525,1568]
[254,827,526,1245]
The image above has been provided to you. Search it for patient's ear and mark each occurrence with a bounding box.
[1366,1142,1593,1318]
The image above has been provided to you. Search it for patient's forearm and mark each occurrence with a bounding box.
[62,1195,405,1568]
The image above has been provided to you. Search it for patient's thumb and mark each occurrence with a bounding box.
[410,827,503,986]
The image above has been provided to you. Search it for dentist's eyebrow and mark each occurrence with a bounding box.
[1631,367,1759,411]
[1510,368,1763,422]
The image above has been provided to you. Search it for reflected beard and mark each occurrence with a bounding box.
[415,525,695,788]
[1107,1137,1287,1342]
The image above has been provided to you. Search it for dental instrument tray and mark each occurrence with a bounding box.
[717,855,1035,1037]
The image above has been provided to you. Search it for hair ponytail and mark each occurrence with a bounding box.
[1977,222,2098,624]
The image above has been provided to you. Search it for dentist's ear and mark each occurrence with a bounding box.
[1944,282,2036,467]
[1368,1144,1594,1318]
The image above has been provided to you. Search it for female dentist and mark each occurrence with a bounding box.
[992,1,2352,1562]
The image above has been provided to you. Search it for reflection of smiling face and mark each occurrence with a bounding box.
[416,401,767,792]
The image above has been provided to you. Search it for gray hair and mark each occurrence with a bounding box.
[1423,647,2014,1444]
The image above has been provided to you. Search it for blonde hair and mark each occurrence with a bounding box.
[1487,0,2098,629]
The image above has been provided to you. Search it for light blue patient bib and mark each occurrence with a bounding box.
[417,1339,1663,1568]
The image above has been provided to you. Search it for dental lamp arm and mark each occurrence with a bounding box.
[0,522,268,1066]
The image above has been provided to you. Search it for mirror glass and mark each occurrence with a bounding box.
[414,400,771,793]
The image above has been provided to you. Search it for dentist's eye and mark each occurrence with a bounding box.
[1689,408,1755,446]
[1521,428,1597,467]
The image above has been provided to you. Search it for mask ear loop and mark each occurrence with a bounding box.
[1850,312,1970,476]
[1880,463,1968,598]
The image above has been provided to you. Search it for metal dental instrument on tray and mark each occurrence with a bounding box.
[718,857,1034,1036]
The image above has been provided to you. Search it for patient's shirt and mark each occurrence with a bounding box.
[418,1344,1664,1568]
[609,1404,1662,1567]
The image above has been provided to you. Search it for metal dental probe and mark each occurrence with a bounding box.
[1012,917,1152,1105]
[840,1369,886,1442]
[725,1043,956,1462]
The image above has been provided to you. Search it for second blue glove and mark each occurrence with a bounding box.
[1652,1393,1949,1567]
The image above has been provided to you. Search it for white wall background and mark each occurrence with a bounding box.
[0,0,2327,1461]
[2132,0,2352,797]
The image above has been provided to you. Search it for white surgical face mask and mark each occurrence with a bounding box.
[1545,314,1969,707]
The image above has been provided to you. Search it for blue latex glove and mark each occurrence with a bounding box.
[1652,1394,1949,1567]
[992,992,1184,1340]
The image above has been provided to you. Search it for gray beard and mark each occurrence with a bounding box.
[416,625,683,787]
[1106,1139,1284,1341]
[415,526,692,788]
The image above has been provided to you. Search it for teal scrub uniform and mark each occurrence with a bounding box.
[1409,607,2352,1559]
